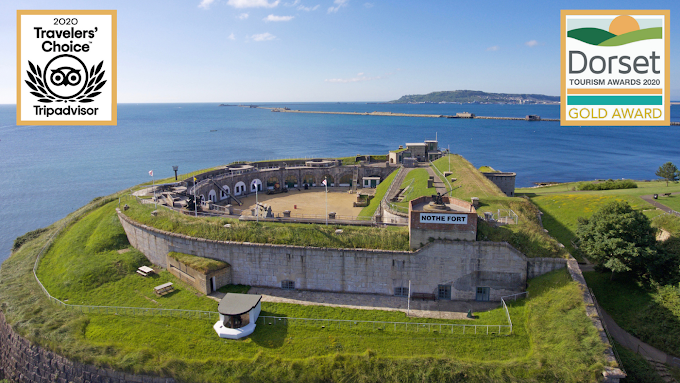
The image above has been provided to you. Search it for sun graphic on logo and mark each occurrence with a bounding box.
[608,15,640,35]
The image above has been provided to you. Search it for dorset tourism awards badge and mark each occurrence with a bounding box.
[17,10,117,125]
[561,10,670,126]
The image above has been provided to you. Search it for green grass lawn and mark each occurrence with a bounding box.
[393,168,436,208]
[516,180,680,197]
[122,197,409,251]
[584,271,680,357]
[431,154,505,199]
[0,191,610,382]
[358,168,398,218]
[519,193,652,262]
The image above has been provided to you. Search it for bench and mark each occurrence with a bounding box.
[136,266,155,277]
[154,282,174,296]
[411,293,436,301]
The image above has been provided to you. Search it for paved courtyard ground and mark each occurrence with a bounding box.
[209,288,500,320]
[236,187,365,218]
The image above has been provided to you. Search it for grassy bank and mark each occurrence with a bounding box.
[123,197,410,251]
[584,271,680,357]
[0,191,610,382]
[394,168,436,208]
[357,168,398,218]
[431,155,505,199]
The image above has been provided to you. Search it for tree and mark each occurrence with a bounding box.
[576,201,658,280]
[656,162,679,186]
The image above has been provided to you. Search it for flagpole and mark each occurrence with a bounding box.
[256,182,259,223]
[152,173,156,209]
[194,177,197,217]
[325,176,328,226]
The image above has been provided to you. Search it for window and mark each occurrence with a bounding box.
[438,284,451,300]
[281,280,295,290]
[476,287,490,302]
[394,287,408,297]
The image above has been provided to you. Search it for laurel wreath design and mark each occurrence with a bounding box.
[25,60,107,103]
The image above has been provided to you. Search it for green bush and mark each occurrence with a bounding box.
[12,227,49,251]
[577,179,637,191]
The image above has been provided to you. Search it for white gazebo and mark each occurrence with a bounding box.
[213,293,262,339]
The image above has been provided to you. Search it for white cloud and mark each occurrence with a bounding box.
[525,40,539,47]
[228,33,236,40]
[364,2,373,8]
[251,32,276,41]
[227,0,279,8]
[357,72,364,76]
[238,12,249,19]
[486,45,499,51]
[198,0,216,9]
[264,14,294,21]
[284,0,300,5]
[298,4,320,11]
[328,0,348,13]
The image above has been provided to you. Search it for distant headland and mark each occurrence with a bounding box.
[390,90,560,104]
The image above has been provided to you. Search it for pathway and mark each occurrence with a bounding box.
[209,288,500,320]
[641,194,680,216]
[426,166,448,195]
[594,299,680,382]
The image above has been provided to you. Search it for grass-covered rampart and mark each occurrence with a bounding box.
[0,189,611,382]
[123,196,410,251]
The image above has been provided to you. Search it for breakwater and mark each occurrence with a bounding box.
[262,107,561,121]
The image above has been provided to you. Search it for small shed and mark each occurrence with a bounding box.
[213,293,262,339]
[362,176,381,188]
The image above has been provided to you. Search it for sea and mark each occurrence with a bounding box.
[1,102,679,264]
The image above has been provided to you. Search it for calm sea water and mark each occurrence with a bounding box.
[1,102,679,263]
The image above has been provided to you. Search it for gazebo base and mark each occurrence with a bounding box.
[213,321,256,339]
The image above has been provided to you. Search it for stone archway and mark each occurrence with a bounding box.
[338,173,353,187]
[302,173,315,187]
[220,185,231,200]
[266,176,280,190]
[250,178,263,193]
[321,174,334,187]
[234,181,246,196]
[208,189,217,203]
[285,175,298,189]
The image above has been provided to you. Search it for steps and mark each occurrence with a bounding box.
[646,358,678,383]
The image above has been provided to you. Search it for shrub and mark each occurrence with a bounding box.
[12,227,49,251]
[577,179,637,191]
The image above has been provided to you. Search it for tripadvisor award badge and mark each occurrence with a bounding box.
[561,10,670,126]
[17,10,117,125]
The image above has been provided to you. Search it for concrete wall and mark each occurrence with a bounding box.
[482,172,516,197]
[166,255,231,294]
[0,311,174,383]
[118,211,566,301]
[193,164,396,201]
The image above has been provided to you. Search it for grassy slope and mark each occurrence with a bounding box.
[394,168,436,207]
[123,196,409,251]
[514,184,670,261]
[431,154,505,199]
[358,168,398,218]
[0,193,608,382]
[584,271,680,357]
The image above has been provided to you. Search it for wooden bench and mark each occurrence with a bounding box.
[154,282,174,296]
[411,293,437,301]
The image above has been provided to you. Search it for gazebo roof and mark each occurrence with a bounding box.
[218,293,262,316]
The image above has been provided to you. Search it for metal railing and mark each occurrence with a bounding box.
[429,161,452,192]
[32,194,528,338]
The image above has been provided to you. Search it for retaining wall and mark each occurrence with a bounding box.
[118,211,566,301]
[0,311,174,383]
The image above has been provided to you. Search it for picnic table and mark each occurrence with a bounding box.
[137,266,155,277]
[154,282,174,296]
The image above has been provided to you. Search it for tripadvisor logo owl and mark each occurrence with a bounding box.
[17,10,117,125]
[25,54,106,103]
[561,10,670,126]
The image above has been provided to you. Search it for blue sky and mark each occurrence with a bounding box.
[1,0,678,102]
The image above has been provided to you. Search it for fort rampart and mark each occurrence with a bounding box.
[118,211,566,301]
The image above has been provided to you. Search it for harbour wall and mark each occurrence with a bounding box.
[118,211,566,301]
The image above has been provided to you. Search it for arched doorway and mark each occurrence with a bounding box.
[338,173,353,187]
[251,179,263,193]
[220,185,231,200]
[285,175,297,189]
[208,189,217,203]
[302,174,315,187]
[234,181,246,196]
[266,176,280,190]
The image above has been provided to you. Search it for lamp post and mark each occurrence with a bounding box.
[172,165,178,181]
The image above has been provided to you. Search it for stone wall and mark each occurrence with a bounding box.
[482,172,516,197]
[193,164,396,201]
[166,255,231,294]
[118,211,567,301]
[0,311,174,383]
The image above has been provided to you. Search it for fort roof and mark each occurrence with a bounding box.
[218,293,262,316]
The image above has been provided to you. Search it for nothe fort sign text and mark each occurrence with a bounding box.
[419,213,468,224]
